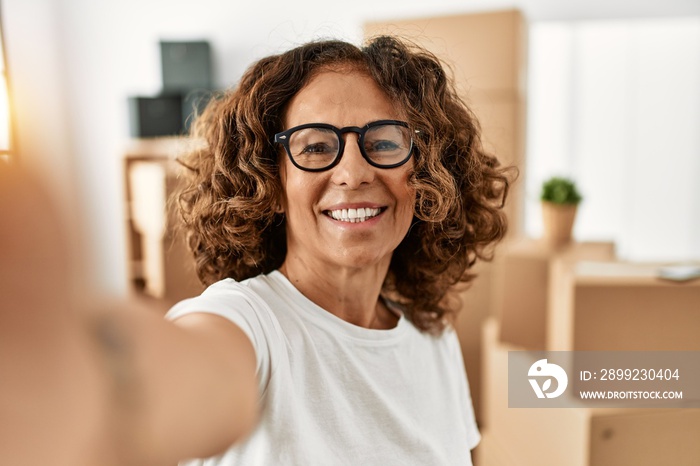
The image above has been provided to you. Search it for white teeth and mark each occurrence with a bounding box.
[328,207,382,223]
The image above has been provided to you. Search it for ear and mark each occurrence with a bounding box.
[273,189,286,214]
[275,160,287,215]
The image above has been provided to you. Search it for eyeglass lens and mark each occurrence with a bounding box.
[287,124,412,170]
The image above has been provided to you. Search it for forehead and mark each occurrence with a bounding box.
[283,68,403,128]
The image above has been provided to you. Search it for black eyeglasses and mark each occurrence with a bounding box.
[274,120,416,172]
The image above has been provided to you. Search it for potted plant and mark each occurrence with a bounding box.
[540,176,582,246]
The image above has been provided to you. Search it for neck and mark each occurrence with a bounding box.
[278,256,398,330]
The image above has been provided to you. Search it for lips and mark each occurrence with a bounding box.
[324,207,385,223]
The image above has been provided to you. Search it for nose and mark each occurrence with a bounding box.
[329,135,375,188]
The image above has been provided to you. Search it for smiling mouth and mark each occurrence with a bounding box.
[324,207,385,223]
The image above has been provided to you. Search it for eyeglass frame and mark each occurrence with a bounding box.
[273,119,418,172]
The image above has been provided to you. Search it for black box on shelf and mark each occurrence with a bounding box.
[128,95,184,138]
[160,41,212,92]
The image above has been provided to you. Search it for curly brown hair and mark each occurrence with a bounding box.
[177,35,513,333]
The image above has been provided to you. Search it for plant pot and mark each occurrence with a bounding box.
[541,202,578,247]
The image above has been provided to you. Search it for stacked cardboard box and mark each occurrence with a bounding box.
[477,257,700,465]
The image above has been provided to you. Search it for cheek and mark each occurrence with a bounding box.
[278,160,305,211]
[400,190,417,225]
[399,167,417,206]
[279,163,324,218]
[394,176,417,228]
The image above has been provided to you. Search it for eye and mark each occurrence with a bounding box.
[366,140,401,152]
[301,143,336,155]
[288,127,338,160]
[363,124,410,159]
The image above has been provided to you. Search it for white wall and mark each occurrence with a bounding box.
[4,0,700,295]
[2,0,87,282]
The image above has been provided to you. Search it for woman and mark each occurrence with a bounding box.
[167,35,511,465]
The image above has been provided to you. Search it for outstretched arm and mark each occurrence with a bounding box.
[93,301,259,465]
[0,164,258,466]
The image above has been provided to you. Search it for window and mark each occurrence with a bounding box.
[0,9,13,163]
[526,18,700,262]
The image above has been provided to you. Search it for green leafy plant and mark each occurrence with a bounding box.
[540,177,582,205]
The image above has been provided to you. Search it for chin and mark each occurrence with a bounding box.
[330,248,393,271]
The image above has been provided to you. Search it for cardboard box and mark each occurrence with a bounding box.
[548,261,700,351]
[496,239,615,350]
[478,318,700,466]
